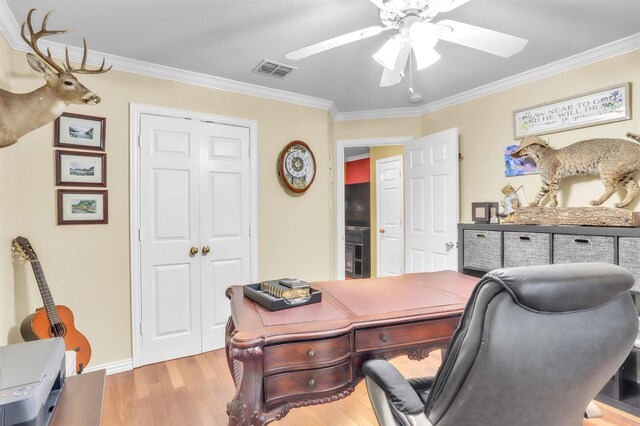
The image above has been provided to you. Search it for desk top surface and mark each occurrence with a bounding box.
[227,271,479,348]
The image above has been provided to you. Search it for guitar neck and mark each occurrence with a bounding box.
[30,260,61,325]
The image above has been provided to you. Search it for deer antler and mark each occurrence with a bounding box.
[21,9,111,75]
[64,39,112,74]
[21,9,69,74]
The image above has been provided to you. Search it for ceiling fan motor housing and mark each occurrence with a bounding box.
[379,0,441,27]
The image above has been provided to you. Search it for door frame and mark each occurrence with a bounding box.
[336,137,413,280]
[376,155,404,277]
[129,103,259,368]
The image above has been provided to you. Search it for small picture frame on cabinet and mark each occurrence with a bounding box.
[472,202,499,224]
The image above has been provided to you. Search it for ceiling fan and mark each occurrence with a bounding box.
[285,0,529,87]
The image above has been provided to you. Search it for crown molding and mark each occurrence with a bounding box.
[0,2,335,112]
[334,32,640,121]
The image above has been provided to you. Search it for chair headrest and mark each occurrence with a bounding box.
[487,263,634,312]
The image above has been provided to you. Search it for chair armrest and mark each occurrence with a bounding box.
[362,359,425,415]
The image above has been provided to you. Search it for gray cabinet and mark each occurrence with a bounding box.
[463,230,502,270]
[458,223,640,293]
[553,234,615,264]
[619,238,640,293]
[503,231,550,268]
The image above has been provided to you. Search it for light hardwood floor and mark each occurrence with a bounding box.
[102,349,640,425]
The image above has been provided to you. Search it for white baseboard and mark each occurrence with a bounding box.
[83,358,133,375]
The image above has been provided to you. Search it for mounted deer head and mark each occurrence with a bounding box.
[0,9,111,148]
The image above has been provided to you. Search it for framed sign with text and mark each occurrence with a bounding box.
[513,82,631,139]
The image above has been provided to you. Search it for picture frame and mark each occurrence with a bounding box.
[54,112,106,151]
[513,82,631,139]
[504,144,539,177]
[55,150,106,187]
[472,202,499,224]
[57,189,108,225]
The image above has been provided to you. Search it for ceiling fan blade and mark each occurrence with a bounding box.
[286,26,390,60]
[437,0,472,12]
[380,67,403,87]
[380,39,410,87]
[436,19,528,58]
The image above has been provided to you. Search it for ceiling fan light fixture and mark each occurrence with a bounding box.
[372,36,403,70]
[413,45,441,70]
[409,21,440,70]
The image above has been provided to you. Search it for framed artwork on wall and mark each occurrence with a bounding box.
[55,150,106,187]
[57,189,108,225]
[54,112,106,151]
[513,82,631,139]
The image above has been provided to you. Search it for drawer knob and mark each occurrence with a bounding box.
[307,349,315,358]
[308,378,316,387]
[380,334,389,343]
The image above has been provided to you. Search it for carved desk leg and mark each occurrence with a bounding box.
[226,345,266,426]
[225,316,237,377]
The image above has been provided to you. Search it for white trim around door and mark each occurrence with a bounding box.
[336,136,413,280]
[129,103,259,368]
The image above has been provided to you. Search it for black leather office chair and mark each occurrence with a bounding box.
[363,263,638,426]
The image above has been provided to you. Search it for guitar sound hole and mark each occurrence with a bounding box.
[49,323,66,337]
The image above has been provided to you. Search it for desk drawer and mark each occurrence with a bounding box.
[355,318,458,352]
[264,360,351,404]
[264,334,351,374]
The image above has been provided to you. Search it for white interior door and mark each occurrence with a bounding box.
[139,115,252,365]
[139,114,203,365]
[200,123,251,352]
[377,155,404,276]
[404,128,459,273]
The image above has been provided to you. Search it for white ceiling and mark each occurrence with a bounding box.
[4,1,640,115]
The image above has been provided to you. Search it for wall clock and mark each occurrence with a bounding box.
[278,140,316,193]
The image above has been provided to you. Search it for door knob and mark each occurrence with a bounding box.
[445,241,456,250]
[190,246,199,255]
[379,227,386,234]
[202,246,210,255]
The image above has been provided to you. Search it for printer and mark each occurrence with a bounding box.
[0,338,66,426]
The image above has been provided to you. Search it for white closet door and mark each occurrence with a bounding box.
[200,122,251,351]
[139,114,203,365]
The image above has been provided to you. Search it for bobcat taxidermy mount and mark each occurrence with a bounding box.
[511,132,640,209]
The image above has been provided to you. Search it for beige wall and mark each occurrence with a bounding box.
[0,34,334,365]
[334,116,421,141]
[422,49,640,222]
[0,34,16,350]
[369,145,404,277]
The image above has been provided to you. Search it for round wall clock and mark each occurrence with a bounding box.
[278,140,316,193]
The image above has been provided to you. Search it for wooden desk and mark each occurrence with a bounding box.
[51,369,106,426]
[225,271,478,426]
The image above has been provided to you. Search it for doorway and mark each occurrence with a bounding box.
[130,104,259,367]
[336,130,459,280]
[337,137,412,280]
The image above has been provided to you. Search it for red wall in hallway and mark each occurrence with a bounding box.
[345,158,370,184]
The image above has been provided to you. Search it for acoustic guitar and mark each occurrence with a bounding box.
[13,236,91,374]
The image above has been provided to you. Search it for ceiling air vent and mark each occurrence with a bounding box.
[252,59,296,79]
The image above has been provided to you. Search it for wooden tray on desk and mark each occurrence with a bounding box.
[243,283,322,311]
